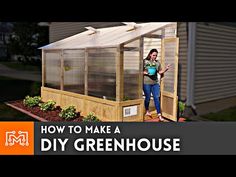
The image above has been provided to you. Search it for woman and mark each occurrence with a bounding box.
[143,49,170,121]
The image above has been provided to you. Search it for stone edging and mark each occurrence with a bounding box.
[5,102,48,122]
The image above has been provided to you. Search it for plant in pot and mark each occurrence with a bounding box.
[145,63,156,75]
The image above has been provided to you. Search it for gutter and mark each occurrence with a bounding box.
[186,22,197,114]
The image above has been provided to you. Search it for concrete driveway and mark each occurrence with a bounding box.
[0,63,41,82]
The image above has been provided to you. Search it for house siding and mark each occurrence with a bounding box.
[177,22,188,101]
[195,22,236,104]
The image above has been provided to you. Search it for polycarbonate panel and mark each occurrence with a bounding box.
[45,52,61,89]
[63,49,85,94]
[87,48,116,100]
[163,41,177,93]
[123,40,140,100]
[41,22,174,49]
[143,37,162,61]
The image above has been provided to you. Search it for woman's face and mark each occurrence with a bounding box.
[150,52,158,60]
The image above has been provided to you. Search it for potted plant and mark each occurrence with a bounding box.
[145,63,156,75]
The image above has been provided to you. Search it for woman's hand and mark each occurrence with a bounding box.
[143,70,149,75]
[165,64,171,71]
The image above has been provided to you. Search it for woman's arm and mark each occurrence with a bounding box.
[159,64,171,74]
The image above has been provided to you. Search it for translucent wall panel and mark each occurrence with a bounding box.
[63,50,85,94]
[163,41,177,93]
[87,48,116,100]
[143,37,162,61]
[45,52,61,89]
[123,39,140,100]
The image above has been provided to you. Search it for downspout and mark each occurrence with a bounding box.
[186,22,197,114]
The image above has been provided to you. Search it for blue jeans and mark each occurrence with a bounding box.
[143,84,161,114]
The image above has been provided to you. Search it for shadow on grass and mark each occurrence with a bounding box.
[201,107,236,121]
[0,76,41,121]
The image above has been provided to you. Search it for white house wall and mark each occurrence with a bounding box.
[195,22,236,104]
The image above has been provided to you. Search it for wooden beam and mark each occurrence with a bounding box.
[122,47,140,51]
[60,50,64,91]
[84,49,88,95]
[138,37,144,99]
[42,50,45,87]
[143,34,162,38]
[116,46,124,101]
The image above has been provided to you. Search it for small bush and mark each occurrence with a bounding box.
[83,112,100,122]
[178,101,186,117]
[59,106,77,120]
[39,100,56,111]
[23,95,41,107]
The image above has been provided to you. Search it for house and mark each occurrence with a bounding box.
[47,22,236,119]
[0,22,13,60]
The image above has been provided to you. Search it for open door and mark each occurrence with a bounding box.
[161,38,179,121]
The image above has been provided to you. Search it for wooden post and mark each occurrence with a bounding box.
[60,50,64,91]
[138,37,144,99]
[116,46,124,101]
[84,49,88,95]
[42,50,45,87]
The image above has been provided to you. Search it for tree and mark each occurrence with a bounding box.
[7,22,48,64]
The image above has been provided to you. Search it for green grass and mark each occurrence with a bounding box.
[0,61,41,71]
[201,107,236,121]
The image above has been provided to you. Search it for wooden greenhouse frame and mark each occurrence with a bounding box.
[40,22,179,122]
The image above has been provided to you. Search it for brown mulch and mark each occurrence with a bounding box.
[8,100,83,122]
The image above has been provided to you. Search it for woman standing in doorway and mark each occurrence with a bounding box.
[143,49,170,121]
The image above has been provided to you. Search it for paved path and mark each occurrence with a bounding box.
[0,63,41,82]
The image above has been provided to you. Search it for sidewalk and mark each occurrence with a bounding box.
[0,63,41,82]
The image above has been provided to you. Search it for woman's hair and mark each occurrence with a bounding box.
[145,49,158,60]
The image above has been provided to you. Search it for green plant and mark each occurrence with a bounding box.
[59,106,77,120]
[123,96,131,101]
[23,95,41,107]
[64,66,72,71]
[145,62,156,68]
[39,100,56,111]
[83,112,100,122]
[178,101,186,117]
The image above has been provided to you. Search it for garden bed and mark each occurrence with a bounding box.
[5,100,83,122]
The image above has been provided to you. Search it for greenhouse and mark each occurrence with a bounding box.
[40,22,179,122]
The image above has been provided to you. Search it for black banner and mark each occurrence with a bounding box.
[34,122,236,155]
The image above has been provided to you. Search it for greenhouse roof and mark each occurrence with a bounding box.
[40,22,174,50]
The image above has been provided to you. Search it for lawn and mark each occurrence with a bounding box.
[0,76,41,121]
[201,107,236,121]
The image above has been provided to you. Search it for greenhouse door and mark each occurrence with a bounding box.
[160,38,179,121]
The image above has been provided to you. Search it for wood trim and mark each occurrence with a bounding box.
[138,37,144,99]
[42,87,118,106]
[60,50,64,90]
[41,87,144,122]
[42,50,45,86]
[5,102,48,122]
[84,49,88,95]
[116,46,124,101]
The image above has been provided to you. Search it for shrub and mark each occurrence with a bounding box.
[83,112,100,122]
[23,95,41,107]
[39,100,56,111]
[59,106,77,120]
[178,101,186,117]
